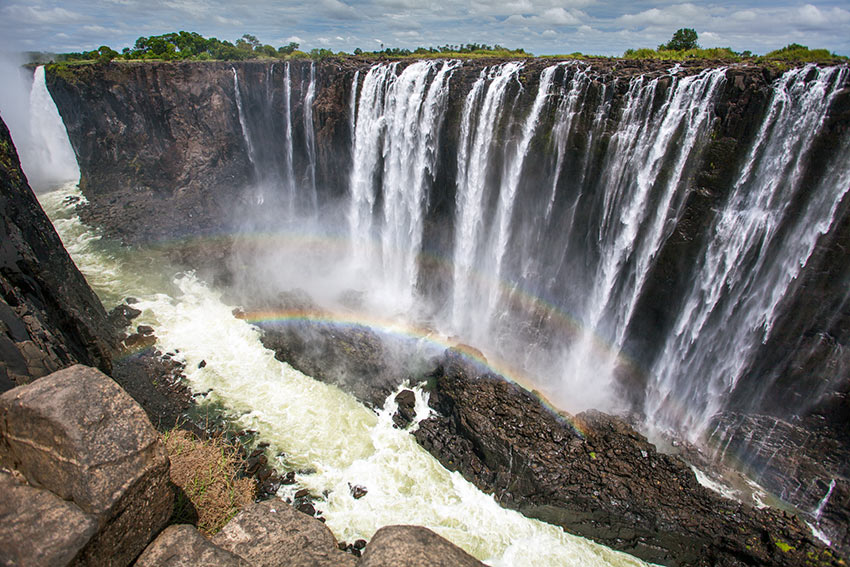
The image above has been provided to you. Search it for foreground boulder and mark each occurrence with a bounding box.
[0,470,97,566]
[212,498,357,567]
[0,365,172,566]
[135,525,249,567]
[413,350,842,567]
[359,525,486,567]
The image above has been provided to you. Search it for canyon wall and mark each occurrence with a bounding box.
[44,59,850,542]
[0,115,114,389]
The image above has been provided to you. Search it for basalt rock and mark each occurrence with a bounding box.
[0,470,98,566]
[0,116,114,390]
[708,411,850,556]
[135,525,250,567]
[211,498,356,567]
[0,365,173,566]
[359,525,486,567]
[413,350,841,567]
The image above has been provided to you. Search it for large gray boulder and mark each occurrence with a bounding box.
[0,470,97,566]
[359,525,486,567]
[0,365,172,566]
[135,525,250,567]
[212,499,356,567]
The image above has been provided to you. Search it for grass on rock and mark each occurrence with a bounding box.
[163,428,255,535]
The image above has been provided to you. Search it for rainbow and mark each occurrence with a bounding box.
[119,227,651,440]
[237,306,592,438]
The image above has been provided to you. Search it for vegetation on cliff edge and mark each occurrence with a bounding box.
[38,29,847,66]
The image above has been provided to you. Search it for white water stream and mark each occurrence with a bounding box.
[38,183,652,567]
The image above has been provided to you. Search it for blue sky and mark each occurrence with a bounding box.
[0,0,848,56]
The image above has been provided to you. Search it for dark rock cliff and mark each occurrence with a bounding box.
[412,350,842,567]
[41,59,850,558]
[0,115,113,389]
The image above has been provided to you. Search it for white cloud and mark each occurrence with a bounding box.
[319,0,360,20]
[505,7,583,27]
[2,4,84,24]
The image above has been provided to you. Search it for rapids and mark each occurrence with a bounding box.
[38,183,653,566]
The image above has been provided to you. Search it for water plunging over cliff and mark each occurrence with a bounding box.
[35,59,850,550]
[3,66,79,190]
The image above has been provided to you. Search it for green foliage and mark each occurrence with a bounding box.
[623,46,740,61]
[354,42,529,59]
[761,43,847,63]
[96,45,119,63]
[309,47,334,60]
[55,31,315,63]
[278,42,300,55]
[659,28,699,51]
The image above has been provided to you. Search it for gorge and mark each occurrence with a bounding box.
[2,56,849,565]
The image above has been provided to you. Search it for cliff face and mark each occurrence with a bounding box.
[46,60,360,245]
[0,115,113,389]
[43,59,850,545]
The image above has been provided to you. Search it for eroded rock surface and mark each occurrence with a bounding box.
[413,350,842,567]
[0,117,114,390]
[212,498,357,567]
[0,470,97,566]
[0,365,172,566]
[135,525,250,567]
[359,525,486,567]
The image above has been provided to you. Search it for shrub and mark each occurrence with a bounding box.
[762,43,846,63]
[163,428,255,535]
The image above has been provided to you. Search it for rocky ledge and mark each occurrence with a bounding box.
[256,309,845,566]
[406,350,842,566]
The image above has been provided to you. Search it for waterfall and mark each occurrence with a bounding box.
[303,62,318,213]
[485,63,560,323]
[556,68,728,407]
[22,66,79,189]
[451,61,524,333]
[282,62,297,211]
[348,60,458,309]
[645,65,850,438]
[232,67,257,168]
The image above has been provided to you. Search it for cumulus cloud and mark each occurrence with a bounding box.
[319,0,360,20]
[506,7,583,26]
[0,0,848,58]
[2,4,84,24]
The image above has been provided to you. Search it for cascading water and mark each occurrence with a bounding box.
[302,62,318,214]
[348,60,459,310]
[281,62,298,211]
[16,66,79,189]
[451,62,523,333]
[645,64,850,438]
[343,60,850,443]
[232,67,262,205]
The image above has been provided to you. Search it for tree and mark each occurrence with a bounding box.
[278,42,299,55]
[660,28,699,51]
[96,45,119,63]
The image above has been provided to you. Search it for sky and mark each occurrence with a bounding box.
[0,0,848,57]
